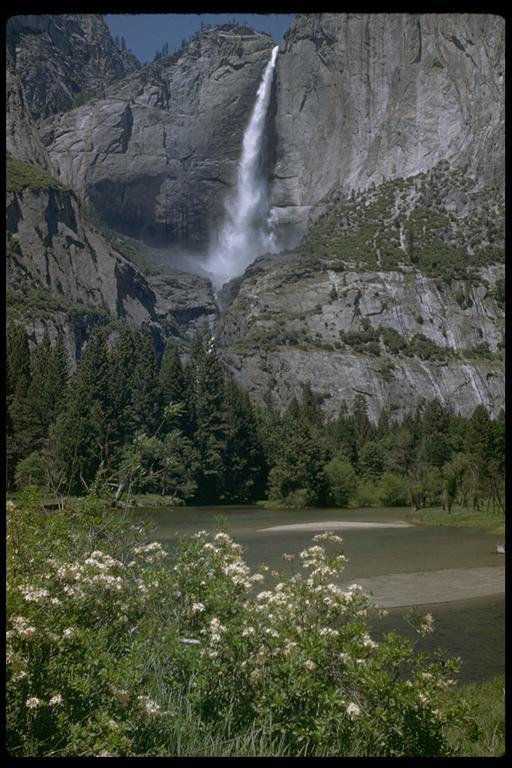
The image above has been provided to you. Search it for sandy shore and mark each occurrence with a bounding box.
[259,521,413,532]
[346,566,505,608]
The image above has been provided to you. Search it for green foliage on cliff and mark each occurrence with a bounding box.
[303,162,504,281]
[6,155,65,193]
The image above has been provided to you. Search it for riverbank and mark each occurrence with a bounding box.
[407,507,505,536]
[7,493,506,539]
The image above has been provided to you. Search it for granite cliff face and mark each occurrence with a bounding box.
[41,26,275,249]
[270,13,505,245]
[6,14,139,120]
[6,50,52,170]
[217,254,504,421]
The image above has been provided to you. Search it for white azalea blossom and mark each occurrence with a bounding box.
[26,697,42,709]
[346,702,361,720]
[138,695,161,716]
[319,627,339,638]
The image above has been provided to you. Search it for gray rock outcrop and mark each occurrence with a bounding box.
[6,49,52,169]
[6,14,139,120]
[6,183,159,328]
[218,254,504,420]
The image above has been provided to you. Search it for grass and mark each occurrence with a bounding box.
[446,676,505,757]
[6,155,66,194]
[161,676,506,756]
[408,506,505,535]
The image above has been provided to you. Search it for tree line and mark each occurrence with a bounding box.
[6,323,505,512]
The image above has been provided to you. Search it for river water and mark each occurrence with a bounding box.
[134,505,504,683]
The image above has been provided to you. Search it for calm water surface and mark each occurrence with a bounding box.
[135,505,504,683]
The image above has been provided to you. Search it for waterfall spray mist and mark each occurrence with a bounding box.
[207,46,279,287]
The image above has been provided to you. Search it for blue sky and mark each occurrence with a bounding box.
[105,14,295,63]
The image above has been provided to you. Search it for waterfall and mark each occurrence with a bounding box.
[207,45,279,287]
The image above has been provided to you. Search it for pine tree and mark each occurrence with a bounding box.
[463,404,494,509]
[300,381,324,428]
[29,333,68,436]
[334,400,358,466]
[109,326,138,452]
[159,339,186,409]
[418,399,452,468]
[6,322,31,398]
[6,324,37,486]
[46,327,113,493]
[130,328,159,436]
[223,376,265,502]
[158,338,193,438]
[187,335,227,503]
[268,419,328,507]
[352,394,372,449]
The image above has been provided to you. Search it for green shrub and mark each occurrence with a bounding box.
[353,479,380,507]
[6,495,477,757]
[324,457,358,507]
[377,473,409,507]
[14,454,47,491]
[6,155,65,194]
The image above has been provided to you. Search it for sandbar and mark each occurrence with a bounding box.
[347,566,505,608]
[259,521,413,532]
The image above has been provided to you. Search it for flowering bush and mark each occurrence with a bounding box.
[6,492,476,756]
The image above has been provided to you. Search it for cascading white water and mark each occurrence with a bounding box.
[207,45,279,287]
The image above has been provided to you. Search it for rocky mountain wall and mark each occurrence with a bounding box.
[6,34,216,361]
[6,14,139,120]
[218,256,504,421]
[41,27,275,249]
[270,13,505,245]
[6,50,53,169]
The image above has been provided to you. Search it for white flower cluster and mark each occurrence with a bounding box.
[208,617,225,645]
[86,551,123,569]
[299,544,347,581]
[361,633,378,650]
[8,616,37,640]
[138,695,161,716]
[222,560,251,587]
[319,627,339,638]
[6,648,28,681]
[26,696,42,710]
[346,701,361,720]
[132,542,167,564]
[19,585,49,603]
[418,613,434,637]
[312,532,344,545]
